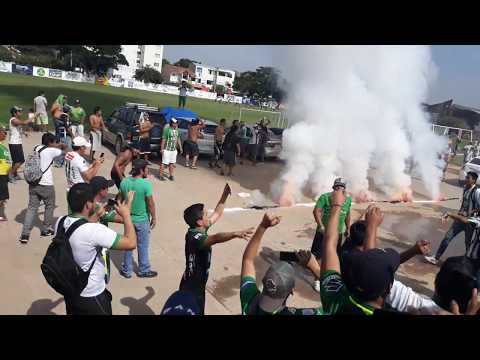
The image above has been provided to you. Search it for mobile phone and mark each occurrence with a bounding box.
[100,152,105,158]
[279,251,299,263]
[105,199,118,212]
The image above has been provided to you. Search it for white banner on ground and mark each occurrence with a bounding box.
[33,66,48,77]
[0,61,13,73]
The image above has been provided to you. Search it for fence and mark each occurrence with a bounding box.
[0,60,250,104]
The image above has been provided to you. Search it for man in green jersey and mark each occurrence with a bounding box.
[311,177,352,292]
[159,118,182,181]
[69,99,87,138]
[179,183,254,314]
[239,213,324,315]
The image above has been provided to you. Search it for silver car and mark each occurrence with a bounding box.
[458,157,480,186]
[244,125,282,159]
[178,119,218,156]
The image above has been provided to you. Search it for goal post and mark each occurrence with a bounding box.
[239,107,288,128]
[432,124,473,142]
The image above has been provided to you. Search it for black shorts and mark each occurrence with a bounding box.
[248,144,258,161]
[224,150,236,166]
[185,140,199,157]
[0,175,9,201]
[111,169,123,189]
[65,289,113,315]
[9,144,25,164]
[311,230,343,259]
[138,137,151,154]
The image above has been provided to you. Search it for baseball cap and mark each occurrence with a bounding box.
[130,158,148,174]
[258,261,296,313]
[342,248,400,302]
[72,137,91,148]
[332,177,347,189]
[161,291,199,315]
[90,176,115,194]
[74,99,80,105]
[171,117,178,123]
[10,106,23,115]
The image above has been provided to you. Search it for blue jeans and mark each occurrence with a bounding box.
[435,220,474,259]
[122,221,151,276]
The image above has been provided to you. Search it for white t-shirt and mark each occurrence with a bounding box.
[35,145,62,186]
[9,117,22,145]
[54,216,119,297]
[387,279,441,313]
[34,95,48,115]
[249,127,259,145]
[65,151,90,190]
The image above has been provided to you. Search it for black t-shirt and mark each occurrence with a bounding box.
[223,133,240,152]
[179,228,211,293]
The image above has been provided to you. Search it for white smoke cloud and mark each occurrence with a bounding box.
[271,45,446,203]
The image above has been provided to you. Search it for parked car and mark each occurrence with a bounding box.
[102,103,166,155]
[458,157,480,186]
[178,119,218,156]
[245,125,282,159]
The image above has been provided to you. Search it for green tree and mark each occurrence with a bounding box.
[162,58,170,67]
[134,66,164,84]
[215,85,226,96]
[174,58,195,68]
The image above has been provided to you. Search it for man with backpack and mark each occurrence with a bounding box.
[20,133,68,244]
[43,183,137,315]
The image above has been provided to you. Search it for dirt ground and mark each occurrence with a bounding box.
[0,132,467,315]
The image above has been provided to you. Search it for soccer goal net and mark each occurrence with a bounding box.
[238,107,288,128]
[432,124,473,142]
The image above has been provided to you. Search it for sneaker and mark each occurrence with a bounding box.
[40,229,55,237]
[185,162,190,168]
[137,270,158,278]
[313,280,321,293]
[424,255,439,265]
[160,176,166,181]
[8,175,16,184]
[119,270,132,279]
[169,176,174,181]
[19,235,29,244]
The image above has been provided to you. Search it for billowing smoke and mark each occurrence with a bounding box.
[271,45,446,204]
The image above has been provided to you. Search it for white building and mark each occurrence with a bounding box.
[113,45,163,80]
[192,64,235,90]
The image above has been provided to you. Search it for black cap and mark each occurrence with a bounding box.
[342,248,400,302]
[161,291,199,315]
[10,106,23,115]
[130,159,148,174]
[74,99,80,104]
[90,176,115,194]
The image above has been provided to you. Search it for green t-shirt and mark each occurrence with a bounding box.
[240,276,324,315]
[69,106,86,125]
[320,270,375,315]
[0,142,12,175]
[163,126,179,151]
[315,192,352,234]
[119,177,153,223]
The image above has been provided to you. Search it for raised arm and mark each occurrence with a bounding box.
[363,205,384,250]
[111,191,137,250]
[209,184,231,225]
[203,227,253,248]
[81,159,103,182]
[241,213,281,279]
[11,117,33,126]
[399,240,430,264]
[320,189,344,275]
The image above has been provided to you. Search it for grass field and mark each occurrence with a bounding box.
[0,72,284,126]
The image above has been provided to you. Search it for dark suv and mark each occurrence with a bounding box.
[102,103,166,155]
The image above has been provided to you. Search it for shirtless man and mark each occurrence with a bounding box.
[111,145,140,190]
[138,112,154,162]
[184,118,205,169]
[209,118,226,169]
[89,106,105,161]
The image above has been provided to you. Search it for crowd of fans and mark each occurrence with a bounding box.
[1,92,480,316]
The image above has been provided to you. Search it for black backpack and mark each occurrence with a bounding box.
[41,216,101,298]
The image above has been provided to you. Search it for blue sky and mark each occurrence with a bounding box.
[164,45,480,107]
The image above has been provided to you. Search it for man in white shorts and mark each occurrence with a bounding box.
[159,118,182,181]
[89,106,105,161]
[34,91,48,133]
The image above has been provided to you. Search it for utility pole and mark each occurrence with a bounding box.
[70,50,73,69]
